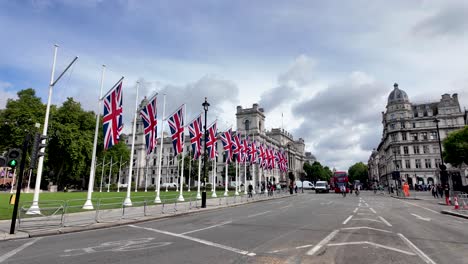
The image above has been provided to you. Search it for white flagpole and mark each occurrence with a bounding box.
[135,162,140,192]
[28,45,59,214]
[165,154,169,192]
[244,133,247,195]
[178,105,186,202]
[188,151,192,192]
[117,156,122,192]
[252,137,256,195]
[224,161,228,196]
[144,156,149,192]
[235,161,239,195]
[99,156,105,192]
[155,94,166,203]
[83,65,106,209]
[123,82,140,207]
[107,157,112,192]
[9,169,16,194]
[26,169,32,193]
[196,155,202,199]
[212,156,217,197]
[176,157,179,192]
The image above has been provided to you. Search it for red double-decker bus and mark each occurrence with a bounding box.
[331,171,349,193]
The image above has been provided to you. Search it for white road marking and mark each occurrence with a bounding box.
[327,241,416,256]
[365,203,369,207]
[351,218,382,223]
[128,225,255,256]
[357,213,374,216]
[341,226,392,233]
[296,244,313,249]
[369,208,377,214]
[306,230,339,256]
[353,208,358,213]
[398,233,437,264]
[358,203,362,207]
[181,221,232,235]
[397,200,439,214]
[343,215,353,225]
[247,210,271,218]
[278,205,291,210]
[378,216,392,227]
[411,213,431,222]
[0,238,42,263]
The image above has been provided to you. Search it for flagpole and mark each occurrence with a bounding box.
[224,161,228,196]
[155,94,165,203]
[235,161,239,195]
[117,156,122,192]
[252,137,256,195]
[107,157,112,192]
[177,104,186,202]
[134,162,139,192]
[123,81,139,207]
[196,155,202,199]
[212,156,217,197]
[165,154,169,192]
[188,151,192,192]
[144,156,149,192]
[99,156,105,192]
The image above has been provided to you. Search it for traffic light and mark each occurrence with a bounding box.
[440,164,448,184]
[30,133,47,169]
[7,149,22,168]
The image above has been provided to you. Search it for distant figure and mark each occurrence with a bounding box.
[444,184,450,205]
[403,182,410,197]
[431,184,438,198]
[248,184,253,198]
[294,184,298,193]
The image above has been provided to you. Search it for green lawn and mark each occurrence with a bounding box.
[0,189,236,220]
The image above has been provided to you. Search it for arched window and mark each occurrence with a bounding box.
[245,119,250,131]
[259,121,262,131]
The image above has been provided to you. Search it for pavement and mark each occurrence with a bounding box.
[0,191,467,264]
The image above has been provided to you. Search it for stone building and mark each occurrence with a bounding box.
[368,83,466,190]
[120,102,310,189]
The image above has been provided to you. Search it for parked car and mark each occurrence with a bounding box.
[295,180,315,190]
[315,181,329,193]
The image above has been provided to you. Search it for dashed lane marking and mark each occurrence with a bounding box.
[327,241,416,256]
[181,221,232,235]
[306,230,339,256]
[247,211,271,218]
[369,208,377,214]
[351,218,383,223]
[341,226,392,233]
[353,208,358,213]
[378,216,392,227]
[410,213,431,222]
[0,238,42,263]
[343,215,353,225]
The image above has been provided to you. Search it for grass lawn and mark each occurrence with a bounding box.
[0,189,236,220]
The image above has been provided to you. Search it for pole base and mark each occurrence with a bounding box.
[196,192,202,199]
[82,199,94,210]
[235,191,239,196]
[123,197,132,207]
[201,191,207,208]
[26,203,41,215]
[211,192,217,198]
[154,196,162,203]
[177,195,185,202]
[224,191,228,197]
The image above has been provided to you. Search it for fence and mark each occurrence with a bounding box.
[16,190,291,231]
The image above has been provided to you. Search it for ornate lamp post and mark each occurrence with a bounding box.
[201,98,210,208]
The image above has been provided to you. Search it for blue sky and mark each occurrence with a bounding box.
[1,0,468,170]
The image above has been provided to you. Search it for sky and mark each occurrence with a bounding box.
[1,0,468,170]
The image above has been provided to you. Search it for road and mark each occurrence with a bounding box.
[1,191,467,264]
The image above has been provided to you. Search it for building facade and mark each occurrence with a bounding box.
[120,102,309,189]
[368,83,466,189]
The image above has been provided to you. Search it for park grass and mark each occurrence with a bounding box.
[0,189,235,220]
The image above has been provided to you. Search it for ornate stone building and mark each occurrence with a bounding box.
[120,102,309,189]
[368,83,466,189]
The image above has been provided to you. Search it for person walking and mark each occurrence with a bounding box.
[431,184,438,198]
[248,183,253,198]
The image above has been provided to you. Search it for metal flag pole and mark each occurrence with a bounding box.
[235,160,239,196]
[9,169,16,194]
[178,104,186,202]
[165,154,170,192]
[224,161,229,197]
[117,156,122,192]
[123,82,140,207]
[83,65,106,209]
[107,157,113,192]
[212,155,217,197]
[244,135,247,195]
[196,155,202,199]
[144,156,149,192]
[26,169,32,193]
[99,156,106,192]
[188,151,192,192]
[252,136,256,195]
[28,45,78,214]
[155,94,166,203]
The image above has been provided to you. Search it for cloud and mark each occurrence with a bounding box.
[0,81,16,109]
[412,5,468,37]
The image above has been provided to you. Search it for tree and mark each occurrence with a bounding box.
[348,162,368,183]
[323,166,333,181]
[443,126,468,167]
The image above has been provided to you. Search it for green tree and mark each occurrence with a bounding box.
[323,166,333,181]
[303,162,313,181]
[443,126,468,167]
[348,162,368,183]
[0,89,45,152]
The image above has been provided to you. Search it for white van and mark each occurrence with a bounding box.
[315,181,329,193]
[295,180,315,189]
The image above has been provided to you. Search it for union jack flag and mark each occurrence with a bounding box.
[258,144,265,169]
[249,140,257,164]
[103,81,123,150]
[188,115,203,160]
[232,133,242,163]
[206,122,217,160]
[243,136,250,163]
[139,96,158,155]
[220,128,234,163]
[167,105,185,156]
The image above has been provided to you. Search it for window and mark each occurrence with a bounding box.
[152,170,156,175]
[422,132,428,140]
[391,134,397,142]
[425,159,432,168]
[433,146,439,153]
[154,159,157,166]
[151,178,155,185]
[403,146,409,154]
[393,147,401,155]
[435,159,441,168]
[402,133,407,141]
[412,123,416,128]
[415,159,421,168]
[430,131,437,140]
[423,145,429,154]
[405,160,411,169]
[245,119,250,131]
[414,112,418,118]
[413,145,420,154]
[390,123,395,130]
[401,122,406,128]
[411,133,418,141]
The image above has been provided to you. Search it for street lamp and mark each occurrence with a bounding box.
[201,97,210,208]
[434,117,451,198]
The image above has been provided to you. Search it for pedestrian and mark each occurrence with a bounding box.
[431,185,438,198]
[248,183,253,198]
[437,184,443,198]
[294,184,298,193]
[403,182,410,197]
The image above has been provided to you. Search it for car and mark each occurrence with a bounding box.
[315,181,329,193]
[295,180,315,190]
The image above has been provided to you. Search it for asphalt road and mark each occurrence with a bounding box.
[1,191,467,264]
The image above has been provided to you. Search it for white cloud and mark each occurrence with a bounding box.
[0,81,16,109]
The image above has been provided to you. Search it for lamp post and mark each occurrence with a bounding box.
[201,98,210,208]
[434,117,451,198]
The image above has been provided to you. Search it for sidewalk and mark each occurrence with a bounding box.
[0,191,294,241]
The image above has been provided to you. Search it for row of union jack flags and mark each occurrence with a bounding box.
[102,83,288,172]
